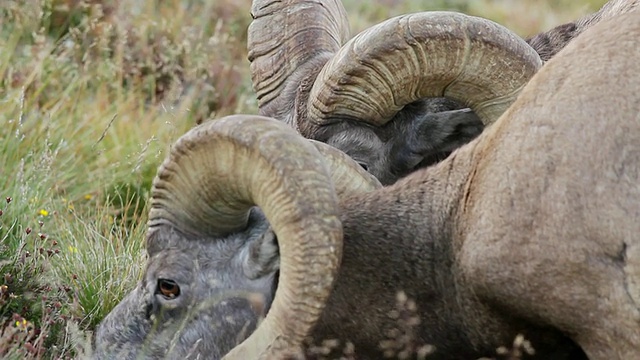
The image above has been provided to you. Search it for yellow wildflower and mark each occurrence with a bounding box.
[84,194,93,200]
[68,245,78,253]
[38,209,49,217]
[15,318,30,331]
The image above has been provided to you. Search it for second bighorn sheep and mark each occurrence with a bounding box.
[247,0,639,185]
[526,0,639,60]
[94,10,640,360]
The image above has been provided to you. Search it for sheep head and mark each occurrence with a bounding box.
[93,115,380,359]
[248,1,542,184]
[321,101,484,185]
[94,210,277,359]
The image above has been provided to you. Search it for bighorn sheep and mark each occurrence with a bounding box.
[95,9,640,360]
[247,0,639,185]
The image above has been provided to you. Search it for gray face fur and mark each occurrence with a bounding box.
[318,98,484,185]
[94,209,278,359]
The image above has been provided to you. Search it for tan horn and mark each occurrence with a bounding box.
[306,11,542,128]
[248,0,350,119]
[147,115,343,358]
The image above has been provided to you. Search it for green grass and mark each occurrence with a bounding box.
[0,0,607,358]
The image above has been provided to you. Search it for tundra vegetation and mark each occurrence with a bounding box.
[93,8,640,360]
[0,0,618,359]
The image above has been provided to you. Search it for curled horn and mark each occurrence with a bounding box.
[304,11,542,132]
[248,0,350,120]
[148,115,343,358]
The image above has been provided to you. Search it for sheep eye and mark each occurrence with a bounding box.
[357,162,369,171]
[156,279,180,299]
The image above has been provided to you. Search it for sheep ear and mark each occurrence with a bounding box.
[408,108,484,154]
[242,229,280,280]
[390,108,484,175]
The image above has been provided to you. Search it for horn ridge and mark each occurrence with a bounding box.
[248,0,350,119]
[306,11,542,128]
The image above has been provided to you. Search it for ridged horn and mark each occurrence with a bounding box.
[306,11,542,129]
[248,0,350,119]
[147,115,343,358]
